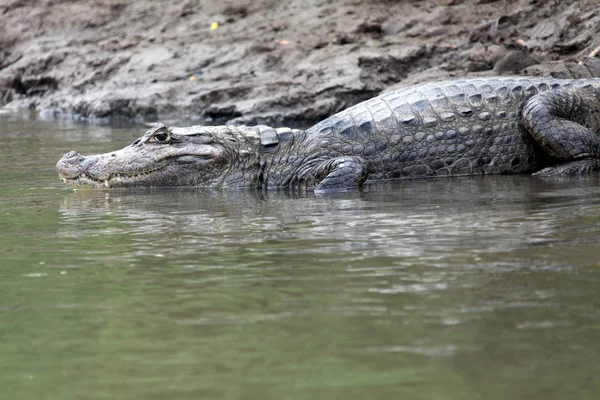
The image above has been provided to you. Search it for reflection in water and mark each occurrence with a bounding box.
[57,175,600,260]
[3,118,600,399]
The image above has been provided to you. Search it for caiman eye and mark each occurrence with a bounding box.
[151,130,171,143]
[155,132,169,141]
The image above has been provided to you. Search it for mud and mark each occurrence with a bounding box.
[1,0,600,126]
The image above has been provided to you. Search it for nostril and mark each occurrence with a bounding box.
[61,151,85,164]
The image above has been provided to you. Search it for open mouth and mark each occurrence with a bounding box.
[60,166,167,188]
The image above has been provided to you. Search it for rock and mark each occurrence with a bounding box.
[493,50,539,74]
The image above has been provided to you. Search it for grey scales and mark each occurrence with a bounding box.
[57,77,600,192]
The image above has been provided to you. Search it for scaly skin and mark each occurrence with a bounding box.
[57,77,600,192]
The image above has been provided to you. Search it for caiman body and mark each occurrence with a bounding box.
[57,77,600,192]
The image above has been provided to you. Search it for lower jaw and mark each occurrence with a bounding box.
[61,177,105,188]
[61,176,179,188]
[60,166,172,188]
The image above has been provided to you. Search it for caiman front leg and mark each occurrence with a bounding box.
[522,89,600,176]
[312,156,368,193]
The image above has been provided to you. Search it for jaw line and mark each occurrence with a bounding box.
[60,163,170,188]
[58,153,214,188]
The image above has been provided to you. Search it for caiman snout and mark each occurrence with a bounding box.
[56,151,87,180]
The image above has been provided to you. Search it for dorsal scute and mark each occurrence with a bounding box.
[257,125,301,147]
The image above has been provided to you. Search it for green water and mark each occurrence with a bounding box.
[2,117,600,399]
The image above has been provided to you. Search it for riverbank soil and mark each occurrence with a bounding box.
[1,0,600,125]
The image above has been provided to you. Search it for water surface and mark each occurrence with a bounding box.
[2,117,600,399]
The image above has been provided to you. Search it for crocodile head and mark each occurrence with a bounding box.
[56,123,261,188]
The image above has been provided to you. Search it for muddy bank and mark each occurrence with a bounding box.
[1,0,600,126]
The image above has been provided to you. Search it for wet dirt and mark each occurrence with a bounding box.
[1,0,600,126]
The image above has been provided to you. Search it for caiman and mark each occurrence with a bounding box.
[56,77,600,192]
